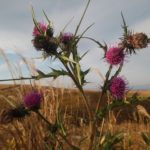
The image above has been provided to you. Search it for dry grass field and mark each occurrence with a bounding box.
[0,84,150,149]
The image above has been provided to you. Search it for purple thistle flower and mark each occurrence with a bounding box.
[24,91,42,110]
[109,77,127,99]
[61,32,73,44]
[33,22,47,36]
[105,47,125,65]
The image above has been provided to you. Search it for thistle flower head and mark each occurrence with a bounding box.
[61,32,73,44]
[33,22,47,36]
[24,91,42,111]
[109,77,127,99]
[105,47,125,65]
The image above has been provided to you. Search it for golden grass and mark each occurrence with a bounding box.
[0,84,150,149]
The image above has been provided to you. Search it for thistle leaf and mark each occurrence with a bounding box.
[31,6,42,34]
[60,55,77,64]
[50,68,69,79]
[96,105,108,121]
[80,68,90,85]
[79,50,89,60]
[43,10,51,26]
[61,16,74,33]
[121,12,128,37]
[74,0,91,36]
[76,23,94,44]
[100,131,124,150]
[36,69,46,76]
[82,37,107,54]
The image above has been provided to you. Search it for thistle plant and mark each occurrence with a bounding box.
[0,0,150,149]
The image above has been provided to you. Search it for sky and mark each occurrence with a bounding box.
[0,0,150,90]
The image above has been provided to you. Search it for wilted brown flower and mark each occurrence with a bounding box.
[0,105,29,124]
[121,32,149,54]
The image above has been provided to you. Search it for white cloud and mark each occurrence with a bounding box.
[0,30,32,53]
[132,18,150,35]
[0,63,7,71]
[0,0,150,89]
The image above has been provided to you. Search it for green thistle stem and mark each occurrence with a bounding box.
[35,110,54,128]
[89,62,124,149]
[110,62,124,80]
[0,77,34,82]
[61,60,93,120]
[96,65,112,112]
[36,110,79,149]
[88,65,113,150]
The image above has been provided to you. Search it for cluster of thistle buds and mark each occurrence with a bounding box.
[32,22,58,54]
[32,22,74,57]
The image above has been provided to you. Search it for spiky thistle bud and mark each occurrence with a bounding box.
[32,36,58,54]
[61,32,73,44]
[46,27,54,38]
